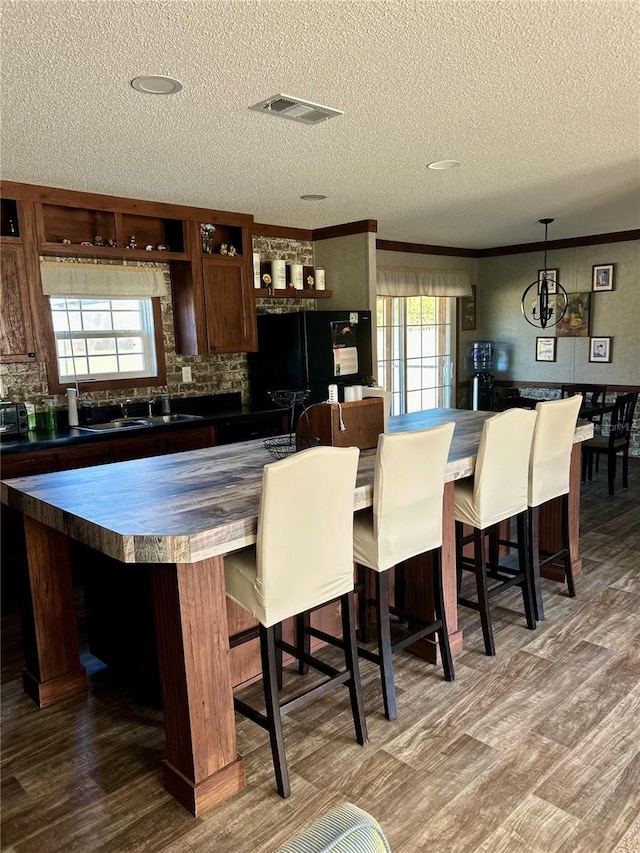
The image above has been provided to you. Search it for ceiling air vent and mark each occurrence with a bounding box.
[249,94,344,125]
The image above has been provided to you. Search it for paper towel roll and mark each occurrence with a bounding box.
[344,386,358,402]
[271,259,287,290]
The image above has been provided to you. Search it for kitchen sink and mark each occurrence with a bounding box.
[75,413,202,432]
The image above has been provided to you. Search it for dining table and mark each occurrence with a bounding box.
[0,407,593,816]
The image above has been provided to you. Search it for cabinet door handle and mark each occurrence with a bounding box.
[209,345,216,352]
[28,352,36,358]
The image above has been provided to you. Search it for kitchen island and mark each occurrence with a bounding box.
[0,408,593,816]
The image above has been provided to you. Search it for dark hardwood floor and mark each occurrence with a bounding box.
[2,465,639,852]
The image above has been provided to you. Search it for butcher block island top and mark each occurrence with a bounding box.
[3,407,574,566]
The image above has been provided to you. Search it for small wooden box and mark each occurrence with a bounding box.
[297,397,384,450]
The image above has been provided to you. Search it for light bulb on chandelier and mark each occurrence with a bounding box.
[520,218,568,330]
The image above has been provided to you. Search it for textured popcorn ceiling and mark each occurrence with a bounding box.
[1,0,638,249]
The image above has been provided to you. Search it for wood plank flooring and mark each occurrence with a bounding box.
[2,465,639,852]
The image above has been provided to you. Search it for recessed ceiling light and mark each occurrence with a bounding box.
[131,76,182,95]
[427,160,461,170]
[300,194,327,201]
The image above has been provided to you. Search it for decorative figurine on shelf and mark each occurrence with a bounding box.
[228,244,237,257]
[127,235,137,249]
[62,238,72,245]
[200,223,216,253]
[106,238,117,247]
[93,235,104,246]
[220,243,228,255]
[156,242,168,251]
[307,275,315,288]
[81,241,92,246]
[145,244,154,251]
[262,273,272,289]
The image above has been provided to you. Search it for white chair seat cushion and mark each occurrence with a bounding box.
[453,479,483,529]
[224,546,263,622]
[353,509,381,572]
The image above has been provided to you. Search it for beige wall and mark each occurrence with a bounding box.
[477,240,639,385]
[313,233,377,311]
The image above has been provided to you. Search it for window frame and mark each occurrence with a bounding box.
[47,296,166,394]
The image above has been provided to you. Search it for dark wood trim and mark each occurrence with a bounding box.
[462,379,640,393]
[477,230,640,257]
[253,288,333,299]
[1,181,254,226]
[251,223,313,241]
[313,220,378,241]
[377,238,479,258]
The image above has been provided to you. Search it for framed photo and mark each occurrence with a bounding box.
[536,336,557,362]
[556,292,591,338]
[538,268,558,294]
[460,285,477,331]
[592,264,614,291]
[589,336,612,363]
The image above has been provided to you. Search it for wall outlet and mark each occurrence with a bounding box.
[182,366,193,383]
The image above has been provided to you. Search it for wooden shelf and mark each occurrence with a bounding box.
[253,288,332,299]
[39,243,188,262]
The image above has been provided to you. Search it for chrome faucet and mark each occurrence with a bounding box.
[121,398,132,418]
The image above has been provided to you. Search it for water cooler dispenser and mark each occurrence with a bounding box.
[470,340,495,411]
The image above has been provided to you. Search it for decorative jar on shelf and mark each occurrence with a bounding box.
[200,223,216,253]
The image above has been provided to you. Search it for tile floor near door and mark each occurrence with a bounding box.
[1,466,639,853]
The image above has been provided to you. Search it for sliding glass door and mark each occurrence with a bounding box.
[376,295,455,416]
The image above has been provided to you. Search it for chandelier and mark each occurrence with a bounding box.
[520,218,568,329]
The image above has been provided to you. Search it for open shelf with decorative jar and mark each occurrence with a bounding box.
[1,198,20,238]
[199,222,244,258]
[35,203,187,261]
[253,262,331,298]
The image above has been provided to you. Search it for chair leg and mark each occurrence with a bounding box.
[295,611,310,675]
[455,521,464,594]
[259,624,290,798]
[473,528,495,657]
[341,591,368,746]
[375,571,398,721]
[517,512,536,630]
[561,493,575,598]
[528,505,545,622]
[608,449,616,496]
[431,548,454,681]
[622,447,630,490]
[275,621,284,690]
[356,563,369,643]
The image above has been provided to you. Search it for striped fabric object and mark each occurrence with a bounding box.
[276,802,391,853]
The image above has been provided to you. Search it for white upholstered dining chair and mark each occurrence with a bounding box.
[454,408,537,656]
[224,445,367,798]
[352,422,456,721]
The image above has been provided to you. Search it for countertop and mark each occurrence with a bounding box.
[0,394,286,456]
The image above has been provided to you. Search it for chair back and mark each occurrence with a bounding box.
[257,445,360,625]
[561,384,607,411]
[362,387,392,431]
[529,395,583,506]
[473,409,537,526]
[609,392,638,447]
[372,422,455,570]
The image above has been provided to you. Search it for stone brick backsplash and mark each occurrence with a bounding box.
[0,238,319,416]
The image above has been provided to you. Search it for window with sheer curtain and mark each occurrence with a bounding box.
[376,295,455,416]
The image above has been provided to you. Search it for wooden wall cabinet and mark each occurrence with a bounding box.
[202,258,257,353]
[0,241,37,363]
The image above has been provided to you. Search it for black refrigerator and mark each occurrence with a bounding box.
[248,310,373,408]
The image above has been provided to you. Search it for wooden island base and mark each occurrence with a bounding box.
[162,755,246,818]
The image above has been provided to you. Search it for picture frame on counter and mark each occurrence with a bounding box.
[538,269,558,294]
[589,336,612,363]
[535,336,557,362]
[592,263,614,291]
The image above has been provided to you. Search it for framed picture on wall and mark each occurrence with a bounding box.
[592,264,614,291]
[538,269,558,294]
[556,292,591,337]
[460,285,477,331]
[589,337,612,363]
[536,336,557,362]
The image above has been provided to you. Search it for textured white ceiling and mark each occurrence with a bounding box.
[1,0,639,249]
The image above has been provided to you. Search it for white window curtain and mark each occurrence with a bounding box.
[377,266,472,297]
[40,260,168,297]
